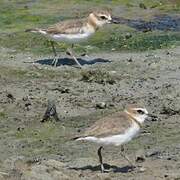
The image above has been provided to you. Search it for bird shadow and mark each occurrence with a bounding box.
[69,163,135,173]
[35,57,111,67]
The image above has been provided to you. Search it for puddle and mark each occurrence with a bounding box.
[114,14,180,32]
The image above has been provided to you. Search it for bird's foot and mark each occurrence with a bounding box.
[51,57,58,67]
[100,164,112,173]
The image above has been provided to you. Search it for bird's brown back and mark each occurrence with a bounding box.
[83,111,133,138]
[45,18,87,34]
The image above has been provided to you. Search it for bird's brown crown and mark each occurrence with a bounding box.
[87,9,112,29]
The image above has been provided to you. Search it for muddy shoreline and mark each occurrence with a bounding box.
[0,46,180,179]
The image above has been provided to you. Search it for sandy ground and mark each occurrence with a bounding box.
[0,46,180,180]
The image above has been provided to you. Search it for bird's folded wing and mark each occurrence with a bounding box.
[83,112,132,138]
[46,19,86,34]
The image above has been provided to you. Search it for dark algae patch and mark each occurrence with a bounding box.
[114,15,180,32]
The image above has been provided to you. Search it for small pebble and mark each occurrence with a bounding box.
[139,167,146,172]
[96,102,107,109]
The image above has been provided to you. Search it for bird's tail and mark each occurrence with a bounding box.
[71,136,81,141]
[25,28,47,35]
[72,136,97,142]
[25,28,40,33]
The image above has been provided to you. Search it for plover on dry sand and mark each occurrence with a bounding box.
[74,104,156,172]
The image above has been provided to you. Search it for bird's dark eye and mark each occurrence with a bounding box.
[100,16,106,20]
[137,110,144,114]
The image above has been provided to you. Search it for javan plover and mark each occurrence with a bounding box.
[74,104,155,173]
[26,10,117,68]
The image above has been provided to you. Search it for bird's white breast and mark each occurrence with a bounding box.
[46,32,94,43]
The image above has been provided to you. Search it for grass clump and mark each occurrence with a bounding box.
[80,69,116,85]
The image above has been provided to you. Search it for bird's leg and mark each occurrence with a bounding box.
[66,44,82,68]
[97,146,110,173]
[120,145,135,168]
[50,41,58,67]
[98,146,105,173]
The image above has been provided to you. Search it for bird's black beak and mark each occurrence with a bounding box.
[110,17,120,24]
[146,114,159,121]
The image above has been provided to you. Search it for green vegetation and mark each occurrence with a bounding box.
[0,112,6,119]
[15,122,65,140]
[0,66,27,79]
